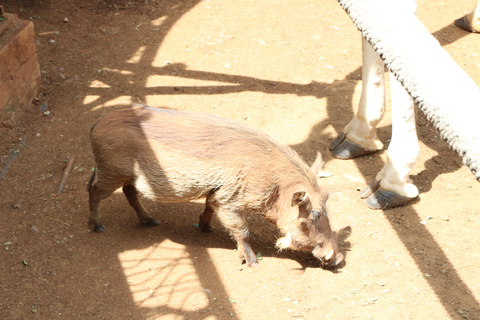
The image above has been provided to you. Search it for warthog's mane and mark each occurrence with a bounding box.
[135,106,319,190]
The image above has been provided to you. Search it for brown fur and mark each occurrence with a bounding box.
[88,104,343,267]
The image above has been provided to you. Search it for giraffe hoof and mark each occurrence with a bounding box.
[329,133,378,159]
[454,16,475,33]
[365,187,415,210]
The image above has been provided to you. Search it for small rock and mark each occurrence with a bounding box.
[31,225,38,233]
[31,309,37,313]
[377,280,387,287]
[318,171,333,178]
[41,101,48,112]
[63,17,69,23]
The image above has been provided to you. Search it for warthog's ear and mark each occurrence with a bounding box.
[310,152,324,176]
[291,191,308,207]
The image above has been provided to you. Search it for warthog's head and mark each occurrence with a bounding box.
[275,152,343,268]
[275,189,344,267]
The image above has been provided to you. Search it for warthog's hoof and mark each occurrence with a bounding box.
[94,224,107,232]
[239,243,258,268]
[361,180,415,209]
[240,254,258,269]
[199,224,213,233]
[141,217,161,226]
[329,132,378,159]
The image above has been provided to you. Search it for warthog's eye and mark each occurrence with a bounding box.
[311,209,327,220]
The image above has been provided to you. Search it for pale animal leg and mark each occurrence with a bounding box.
[361,73,419,209]
[454,1,480,33]
[330,38,385,158]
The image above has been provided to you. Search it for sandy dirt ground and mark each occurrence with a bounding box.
[1,0,480,319]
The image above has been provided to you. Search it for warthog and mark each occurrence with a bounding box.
[87,105,343,268]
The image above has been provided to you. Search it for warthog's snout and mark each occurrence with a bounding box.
[312,245,344,268]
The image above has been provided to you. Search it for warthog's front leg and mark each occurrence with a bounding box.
[214,204,258,267]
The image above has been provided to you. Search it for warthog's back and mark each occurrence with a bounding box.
[90,105,317,206]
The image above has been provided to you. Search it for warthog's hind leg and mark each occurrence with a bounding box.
[123,184,161,226]
[199,203,214,232]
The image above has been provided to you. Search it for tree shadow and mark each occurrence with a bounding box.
[5,0,479,318]
[79,4,480,318]
[287,21,480,319]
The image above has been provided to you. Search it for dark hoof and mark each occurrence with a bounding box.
[239,242,258,268]
[454,16,475,32]
[365,188,414,210]
[142,218,161,226]
[329,133,377,159]
[200,224,213,233]
[240,254,259,268]
[360,179,381,199]
[94,224,106,232]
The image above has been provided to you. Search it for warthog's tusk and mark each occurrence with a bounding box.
[325,249,334,260]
